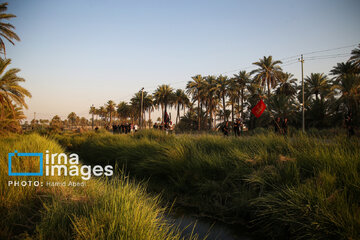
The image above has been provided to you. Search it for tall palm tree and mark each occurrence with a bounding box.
[153,84,174,122]
[216,75,229,122]
[186,75,204,130]
[143,93,154,128]
[98,106,108,125]
[0,58,31,118]
[251,56,283,98]
[227,78,239,123]
[131,91,153,127]
[349,44,360,70]
[106,100,116,126]
[204,75,218,129]
[0,3,20,57]
[130,91,142,124]
[233,70,251,118]
[304,73,330,102]
[174,89,189,125]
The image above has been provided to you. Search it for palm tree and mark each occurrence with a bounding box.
[330,62,356,80]
[304,73,330,102]
[153,84,174,122]
[0,104,25,133]
[204,75,218,129]
[131,91,142,124]
[251,56,283,98]
[233,70,251,118]
[0,58,31,119]
[131,91,153,127]
[0,3,20,57]
[143,93,154,128]
[186,75,204,130]
[275,72,297,96]
[117,101,130,122]
[106,100,116,126]
[227,78,239,123]
[216,75,229,122]
[269,94,297,119]
[331,73,360,114]
[349,44,360,70]
[98,106,108,125]
[174,89,189,125]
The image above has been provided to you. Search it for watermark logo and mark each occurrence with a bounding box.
[8,150,43,176]
[8,150,113,180]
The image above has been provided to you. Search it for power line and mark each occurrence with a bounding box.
[301,44,357,56]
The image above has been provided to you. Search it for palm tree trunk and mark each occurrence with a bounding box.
[176,103,180,124]
[148,109,151,128]
[222,95,226,122]
[267,80,271,99]
[161,104,164,122]
[241,89,244,118]
[237,93,241,118]
[209,104,213,130]
[231,102,234,123]
[197,97,200,130]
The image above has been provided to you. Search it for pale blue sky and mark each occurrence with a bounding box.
[5,0,360,120]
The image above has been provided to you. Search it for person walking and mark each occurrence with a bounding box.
[274,117,282,134]
[222,121,230,136]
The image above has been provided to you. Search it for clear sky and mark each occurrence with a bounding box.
[5,0,360,121]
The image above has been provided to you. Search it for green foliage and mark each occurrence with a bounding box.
[0,134,196,240]
[58,130,360,239]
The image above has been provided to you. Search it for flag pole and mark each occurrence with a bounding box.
[260,95,282,134]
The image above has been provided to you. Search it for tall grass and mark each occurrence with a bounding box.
[57,130,360,239]
[0,134,199,240]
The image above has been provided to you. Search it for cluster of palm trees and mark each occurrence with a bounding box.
[89,85,190,129]
[0,3,30,133]
[91,46,359,131]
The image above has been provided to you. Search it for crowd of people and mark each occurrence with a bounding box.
[220,117,289,137]
[96,123,139,134]
[221,118,244,137]
[153,121,173,131]
[93,111,355,138]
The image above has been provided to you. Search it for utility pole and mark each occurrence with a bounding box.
[91,104,94,130]
[140,87,144,129]
[299,54,305,132]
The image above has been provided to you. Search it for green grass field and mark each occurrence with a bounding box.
[0,134,200,240]
[54,130,360,239]
[1,131,359,239]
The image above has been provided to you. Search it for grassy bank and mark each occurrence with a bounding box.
[0,134,199,240]
[55,130,360,239]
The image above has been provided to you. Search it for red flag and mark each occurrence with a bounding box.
[251,99,266,118]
